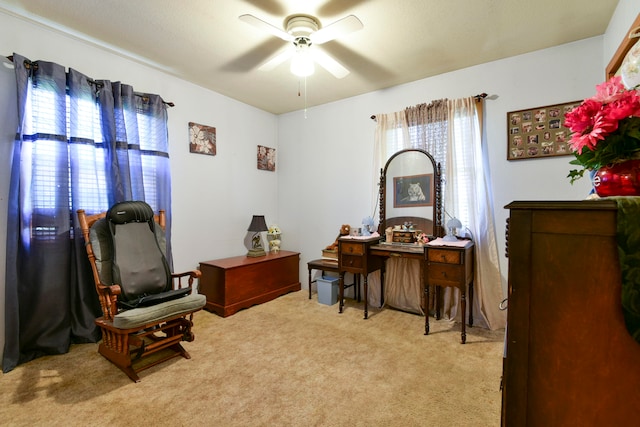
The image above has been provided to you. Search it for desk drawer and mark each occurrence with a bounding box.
[428,263,463,284]
[341,254,363,269]
[341,242,365,255]
[427,248,461,264]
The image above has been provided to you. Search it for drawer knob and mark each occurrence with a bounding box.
[441,272,447,277]
[441,255,446,261]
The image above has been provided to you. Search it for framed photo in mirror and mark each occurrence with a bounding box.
[393,174,433,208]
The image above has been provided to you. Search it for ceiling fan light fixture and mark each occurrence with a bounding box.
[290,50,314,77]
[286,15,318,37]
[240,12,362,79]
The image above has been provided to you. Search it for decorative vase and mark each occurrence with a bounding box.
[592,159,640,197]
[267,233,281,252]
[269,239,281,253]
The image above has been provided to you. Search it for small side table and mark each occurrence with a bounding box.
[424,240,474,343]
[307,259,360,301]
[338,236,384,319]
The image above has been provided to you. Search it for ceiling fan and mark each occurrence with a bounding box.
[239,13,363,79]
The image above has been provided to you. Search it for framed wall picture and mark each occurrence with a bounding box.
[393,174,433,208]
[257,145,276,171]
[189,122,216,155]
[506,101,580,160]
[606,13,640,79]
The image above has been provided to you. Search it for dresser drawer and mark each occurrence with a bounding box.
[428,263,463,284]
[341,242,365,255]
[427,248,461,264]
[341,254,364,269]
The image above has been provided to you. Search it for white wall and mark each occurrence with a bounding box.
[1,0,639,358]
[605,0,640,63]
[278,38,599,293]
[0,9,280,269]
[0,10,279,358]
[278,0,640,295]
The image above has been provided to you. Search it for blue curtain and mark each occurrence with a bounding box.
[3,54,172,372]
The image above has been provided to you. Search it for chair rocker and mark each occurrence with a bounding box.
[77,201,206,382]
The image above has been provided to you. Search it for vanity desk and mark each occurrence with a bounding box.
[337,237,427,319]
[369,241,427,308]
[337,148,473,343]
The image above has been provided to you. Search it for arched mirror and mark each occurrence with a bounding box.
[378,148,443,241]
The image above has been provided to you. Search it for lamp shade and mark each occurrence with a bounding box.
[446,217,462,230]
[247,215,268,232]
[442,217,462,242]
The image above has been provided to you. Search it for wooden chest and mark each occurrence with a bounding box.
[199,250,300,317]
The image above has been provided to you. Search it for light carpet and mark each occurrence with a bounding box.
[0,291,505,426]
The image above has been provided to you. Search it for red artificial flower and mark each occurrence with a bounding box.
[565,76,640,182]
[593,75,626,103]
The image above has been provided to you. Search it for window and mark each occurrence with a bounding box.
[24,75,167,240]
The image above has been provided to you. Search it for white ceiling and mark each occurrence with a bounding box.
[0,0,619,114]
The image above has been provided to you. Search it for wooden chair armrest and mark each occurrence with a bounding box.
[171,270,202,290]
[96,283,121,319]
[97,283,122,295]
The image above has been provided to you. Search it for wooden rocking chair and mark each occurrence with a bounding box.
[77,201,206,382]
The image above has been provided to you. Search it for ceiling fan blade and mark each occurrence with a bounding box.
[239,14,294,42]
[311,47,350,79]
[258,46,294,71]
[310,15,363,45]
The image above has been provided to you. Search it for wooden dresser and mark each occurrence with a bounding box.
[502,201,640,426]
[199,250,300,317]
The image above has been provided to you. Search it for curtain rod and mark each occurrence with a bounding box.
[6,55,175,107]
[370,92,489,121]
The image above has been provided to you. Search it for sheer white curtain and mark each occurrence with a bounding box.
[372,111,409,211]
[372,98,506,330]
[445,98,505,330]
[367,112,410,307]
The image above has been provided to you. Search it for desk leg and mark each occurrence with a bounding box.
[435,286,441,320]
[363,274,369,320]
[339,271,345,314]
[424,285,430,335]
[308,267,312,300]
[460,287,467,344]
[380,267,385,307]
[469,281,474,327]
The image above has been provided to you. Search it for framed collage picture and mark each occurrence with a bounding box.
[506,101,580,160]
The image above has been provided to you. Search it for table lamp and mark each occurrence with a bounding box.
[247,215,268,257]
[442,217,462,242]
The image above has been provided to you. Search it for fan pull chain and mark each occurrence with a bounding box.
[297,78,309,118]
[304,76,308,119]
